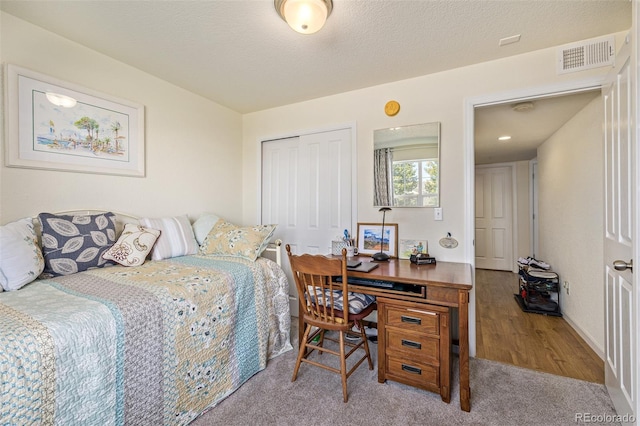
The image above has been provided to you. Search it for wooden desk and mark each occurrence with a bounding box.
[296,258,473,411]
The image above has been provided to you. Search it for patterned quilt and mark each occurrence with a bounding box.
[0,255,292,425]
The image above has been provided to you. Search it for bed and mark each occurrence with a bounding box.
[0,211,292,425]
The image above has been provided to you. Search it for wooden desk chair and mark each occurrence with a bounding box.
[286,244,376,402]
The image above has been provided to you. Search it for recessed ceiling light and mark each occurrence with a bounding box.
[498,136,512,141]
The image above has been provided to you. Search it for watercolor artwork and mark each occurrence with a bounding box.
[5,64,145,176]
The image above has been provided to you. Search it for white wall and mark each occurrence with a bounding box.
[241,40,621,263]
[537,96,605,354]
[0,12,243,224]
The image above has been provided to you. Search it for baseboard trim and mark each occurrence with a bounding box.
[562,312,604,361]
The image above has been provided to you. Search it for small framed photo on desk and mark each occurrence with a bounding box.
[399,239,428,259]
[356,222,398,258]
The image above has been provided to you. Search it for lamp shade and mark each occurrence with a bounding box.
[276,0,332,35]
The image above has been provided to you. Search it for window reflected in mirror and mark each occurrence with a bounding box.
[373,122,440,208]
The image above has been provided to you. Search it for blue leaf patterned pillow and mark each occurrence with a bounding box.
[39,212,117,277]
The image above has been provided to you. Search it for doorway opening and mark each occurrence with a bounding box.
[470,87,605,383]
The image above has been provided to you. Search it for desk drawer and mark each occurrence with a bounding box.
[385,306,440,335]
[386,355,439,390]
[386,330,440,365]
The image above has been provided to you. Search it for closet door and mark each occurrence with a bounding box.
[262,128,353,315]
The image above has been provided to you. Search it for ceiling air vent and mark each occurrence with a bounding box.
[557,35,615,74]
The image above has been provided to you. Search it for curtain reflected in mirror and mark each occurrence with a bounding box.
[373,148,393,206]
[373,122,440,208]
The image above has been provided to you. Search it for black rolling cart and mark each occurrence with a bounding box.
[514,264,562,317]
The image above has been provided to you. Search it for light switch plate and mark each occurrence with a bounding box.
[434,208,443,221]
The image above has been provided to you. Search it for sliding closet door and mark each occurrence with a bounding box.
[262,128,353,315]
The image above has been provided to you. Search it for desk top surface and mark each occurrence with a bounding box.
[346,257,473,290]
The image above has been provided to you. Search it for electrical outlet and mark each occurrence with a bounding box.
[563,281,570,295]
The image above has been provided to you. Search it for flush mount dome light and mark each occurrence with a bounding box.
[498,136,512,141]
[45,92,77,108]
[275,0,333,34]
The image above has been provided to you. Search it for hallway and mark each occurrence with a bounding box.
[475,268,604,383]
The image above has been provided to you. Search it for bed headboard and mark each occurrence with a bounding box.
[31,210,283,266]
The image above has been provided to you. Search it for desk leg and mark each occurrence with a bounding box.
[459,290,471,412]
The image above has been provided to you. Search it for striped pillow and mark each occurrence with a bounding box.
[138,215,198,260]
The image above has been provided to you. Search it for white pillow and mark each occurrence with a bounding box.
[102,223,161,266]
[138,215,198,260]
[192,212,220,245]
[0,218,45,291]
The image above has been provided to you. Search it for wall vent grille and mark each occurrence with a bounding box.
[557,35,615,74]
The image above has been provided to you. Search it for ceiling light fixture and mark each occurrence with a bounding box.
[45,92,77,108]
[498,136,512,141]
[275,0,333,35]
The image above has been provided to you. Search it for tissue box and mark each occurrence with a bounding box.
[332,240,349,255]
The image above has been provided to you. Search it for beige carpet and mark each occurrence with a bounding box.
[191,330,619,426]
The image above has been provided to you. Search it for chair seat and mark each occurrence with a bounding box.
[310,288,376,314]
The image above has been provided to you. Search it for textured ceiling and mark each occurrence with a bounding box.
[0,0,632,114]
[1,1,631,164]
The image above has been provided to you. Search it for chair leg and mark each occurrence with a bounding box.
[357,320,374,370]
[339,330,348,403]
[318,329,326,355]
[292,324,312,382]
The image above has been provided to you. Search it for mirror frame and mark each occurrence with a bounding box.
[373,122,440,208]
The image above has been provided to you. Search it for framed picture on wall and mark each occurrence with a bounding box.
[4,64,145,177]
[356,222,398,258]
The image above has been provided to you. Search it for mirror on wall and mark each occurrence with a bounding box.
[373,122,440,207]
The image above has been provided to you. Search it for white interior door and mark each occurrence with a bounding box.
[603,34,636,419]
[475,165,514,270]
[261,128,353,316]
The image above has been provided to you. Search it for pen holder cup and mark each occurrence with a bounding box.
[332,240,352,255]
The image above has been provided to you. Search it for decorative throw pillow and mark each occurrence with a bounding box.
[138,215,198,260]
[39,212,117,277]
[0,218,45,291]
[102,223,161,266]
[192,212,220,245]
[200,219,276,262]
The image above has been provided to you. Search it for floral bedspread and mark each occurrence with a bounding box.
[0,255,292,425]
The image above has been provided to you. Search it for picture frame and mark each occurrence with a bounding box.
[399,239,428,259]
[4,64,145,177]
[356,222,398,258]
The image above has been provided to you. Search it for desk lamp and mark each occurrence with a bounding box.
[372,207,392,261]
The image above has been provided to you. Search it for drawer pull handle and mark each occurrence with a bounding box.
[401,339,422,349]
[401,364,422,375]
[408,309,436,316]
[401,315,421,325]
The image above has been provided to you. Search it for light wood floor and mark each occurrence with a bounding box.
[475,269,604,383]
